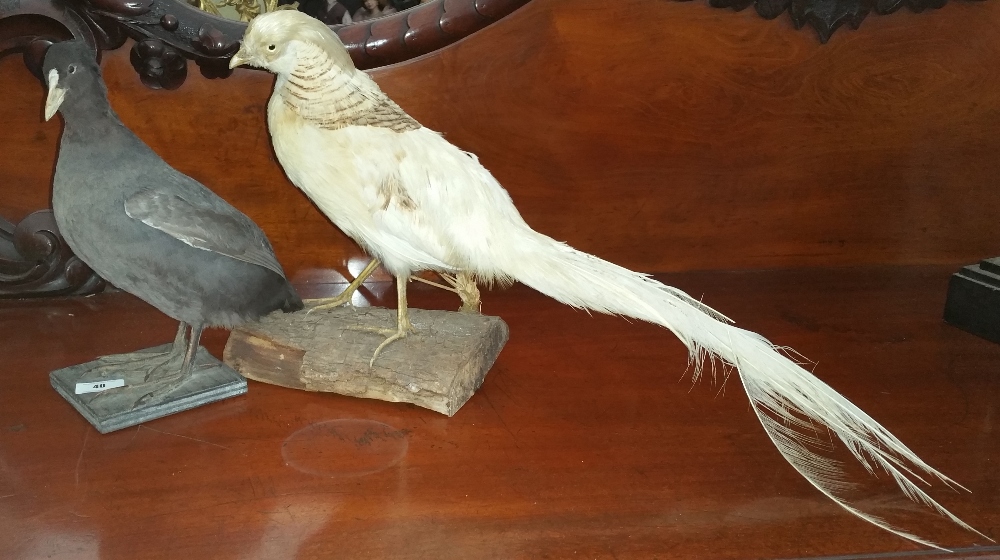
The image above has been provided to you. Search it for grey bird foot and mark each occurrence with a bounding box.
[124,350,204,409]
[130,372,194,410]
[85,351,185,408]
[80,348,175,384]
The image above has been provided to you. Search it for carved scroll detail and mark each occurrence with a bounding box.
[2,0,532,89]
[676,0,977,43]
[0,211,106,298]
[78,0,531,88]
[130,37,187,88]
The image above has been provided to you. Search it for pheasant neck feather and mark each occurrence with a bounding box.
[278,43,419,133]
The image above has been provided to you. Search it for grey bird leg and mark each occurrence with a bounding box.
[83,322,189,408]
[131,322,205,409]
[180,323,202,377]
[137,322,189,382]
[171,321,187,350]
[80,322,187,385]
[306,258,381,313]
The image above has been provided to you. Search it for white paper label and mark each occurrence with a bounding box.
[74,379,126,395]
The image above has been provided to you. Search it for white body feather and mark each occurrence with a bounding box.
[238,13,984,548]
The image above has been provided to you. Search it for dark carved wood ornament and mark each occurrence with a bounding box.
[0,0,980,298]
[0,211,106,297]
[0,0,533,89]
[685,0,980,43]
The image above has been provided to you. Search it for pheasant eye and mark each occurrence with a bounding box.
[267,44,276,51]
[67,64,77,74]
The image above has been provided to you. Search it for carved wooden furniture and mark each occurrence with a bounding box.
[684,0,976,43]
[0,0,533,89]
[1,0,997,300]
[0,211,106,297]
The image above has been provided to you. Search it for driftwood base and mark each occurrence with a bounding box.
[223,305,509,416]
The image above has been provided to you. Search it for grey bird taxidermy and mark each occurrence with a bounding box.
[43,40,302,403]
[230,11,985,547]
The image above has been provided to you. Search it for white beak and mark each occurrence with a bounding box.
[229,47,247,69]
[44,69,66,122]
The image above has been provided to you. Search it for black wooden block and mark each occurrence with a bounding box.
[944,257,1000,344]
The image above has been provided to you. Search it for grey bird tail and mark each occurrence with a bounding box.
[280,284,304,313]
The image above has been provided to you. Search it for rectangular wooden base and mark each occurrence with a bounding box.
[50,344,247,434]
[223,305,508,416]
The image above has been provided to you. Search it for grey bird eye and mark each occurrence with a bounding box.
[267,44,276,51]
[67,64,77,74]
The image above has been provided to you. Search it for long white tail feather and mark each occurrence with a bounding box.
[499,227,985,547]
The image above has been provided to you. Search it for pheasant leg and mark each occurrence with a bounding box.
[348,275,415,366]
[411,270,481,313]
[441,271,481,313]
[306,258,381,313]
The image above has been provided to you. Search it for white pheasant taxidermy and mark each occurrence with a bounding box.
[230,11,986,547]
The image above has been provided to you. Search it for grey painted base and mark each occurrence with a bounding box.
[50,344,247,434]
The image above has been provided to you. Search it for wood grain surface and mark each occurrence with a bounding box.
[2,0,999,282]
[0,266,998,558]
[224,304,509,416]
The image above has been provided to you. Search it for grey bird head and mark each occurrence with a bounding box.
[42,41,104,122]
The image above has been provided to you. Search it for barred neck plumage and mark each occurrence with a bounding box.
[276,42,420,133]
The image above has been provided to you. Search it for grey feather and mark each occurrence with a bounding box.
[125,188,286,279]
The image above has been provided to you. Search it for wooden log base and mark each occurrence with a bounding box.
[223,305,509,416]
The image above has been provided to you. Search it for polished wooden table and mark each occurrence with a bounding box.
[1,266,998,559]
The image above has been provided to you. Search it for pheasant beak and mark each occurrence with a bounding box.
[44,69,66,122]
[229,46,248,69]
